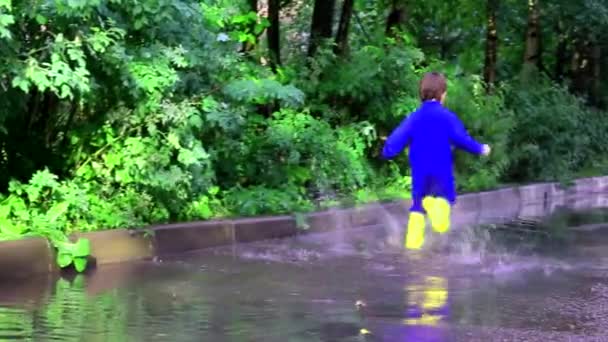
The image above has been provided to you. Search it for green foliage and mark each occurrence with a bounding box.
[0,169,91,272]
[301,43,423,127]
[71,99,216,223]
[505,76,606,182]
[443,72,514,191]
[224,78,305,107]
[0,0,14,39]
[224,185,314,217]
[354,175,413,205]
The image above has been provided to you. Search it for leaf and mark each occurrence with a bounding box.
[196,201,212,219]
[115,169,133,183]
[188,114,203,129]
[73,257,88,272]
[0,204,10,219]
[59,84,72,99]
[57,252,73,268]
[254,23,267,35]
[73,238,91,257]
[0,219,26,236]
[201,97,219,112]
[35,14,47,25]
[208,186,220,196]
[46,202,70,222]
[167,132,180,149]
[11,76,30,92]
[177,148,198,166]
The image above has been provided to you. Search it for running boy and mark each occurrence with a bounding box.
[381,72,491,250]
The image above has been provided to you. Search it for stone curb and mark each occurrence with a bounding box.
[0,176,607,279]
[0,238,56,280]
[72,230,154,266]
[152,221,234,255]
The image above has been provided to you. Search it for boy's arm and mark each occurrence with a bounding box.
[381,117,413,159]
[448,112,484,155]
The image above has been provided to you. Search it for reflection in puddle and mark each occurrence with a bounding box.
[404,276,449,327]
[357,275,451,341]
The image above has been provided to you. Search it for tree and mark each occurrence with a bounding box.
[484,0,499,91]
[267,0,281,71]
[523,0,542,70]
[553,18,568,82]
[308,0,336,57]
[334,0,354,56]
[385,0,407,37]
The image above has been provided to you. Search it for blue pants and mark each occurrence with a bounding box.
[410,171,455,213]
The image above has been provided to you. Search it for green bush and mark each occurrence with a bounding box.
[505,76,604,182]
[444,73,514,192]
[213,108,377,198]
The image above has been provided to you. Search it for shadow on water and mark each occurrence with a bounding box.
[2,194,608,340]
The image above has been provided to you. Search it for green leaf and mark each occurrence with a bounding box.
[0,204,11,219]
[47,202,70,222]
[11,76,30,92]
[254,23,267,35]
[188,114,203,129]
[35,14,47,25]
[59,84,72,99]
[73,238,90,257]
[208,186,220,196]
[115,169,133,183]
[201,97,218,112]
[196,201,212,219]
[73,257,88,272]
[57,252,73,268]
[167,132,180,149]
[0,219,26,236]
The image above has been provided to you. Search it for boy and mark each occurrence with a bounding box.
[381,72,491,250]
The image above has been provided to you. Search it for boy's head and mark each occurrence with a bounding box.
[419,72,447,104]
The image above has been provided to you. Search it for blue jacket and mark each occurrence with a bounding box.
[381,100,484,205]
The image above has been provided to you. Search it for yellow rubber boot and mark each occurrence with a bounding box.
[422,196,436,217]
[405,212,426,250]
[424,197,451,234]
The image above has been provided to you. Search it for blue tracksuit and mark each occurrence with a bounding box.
[382,100,484,213]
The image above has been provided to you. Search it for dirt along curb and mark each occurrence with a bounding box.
[1,176,607,280]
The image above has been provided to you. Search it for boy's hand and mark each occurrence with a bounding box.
[481,144,491,156]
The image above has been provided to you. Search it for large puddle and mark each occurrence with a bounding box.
[2,199,608,341]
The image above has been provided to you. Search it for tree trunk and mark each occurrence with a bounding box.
[571,40,591,96]
[248,0,257,13]
[385,0,406,38]
[241,0,258,52]
[334,0,354,56]
[308,0,336,57]
[554,20,568,82]
[483,0,498,92]
[267,0,281,71]
[523,0,542,70]
[591,44,601,107]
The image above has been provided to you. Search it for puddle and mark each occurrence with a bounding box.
[1,204,608,341]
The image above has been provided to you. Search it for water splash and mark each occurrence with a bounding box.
[325,207,351,252]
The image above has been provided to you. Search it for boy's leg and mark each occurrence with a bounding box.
[406,194,426,250]
[424,197,451,234]
[424,175,455,234]
[406,210,426,250]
